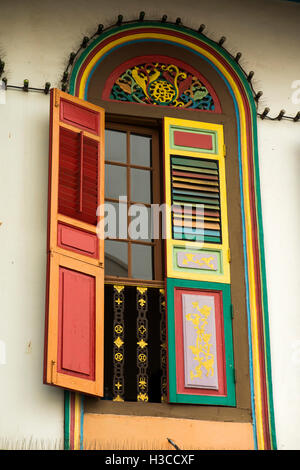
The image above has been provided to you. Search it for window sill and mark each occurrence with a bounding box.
[104,276,164,288]
[84,397,252,423]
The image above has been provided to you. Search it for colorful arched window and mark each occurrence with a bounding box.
[43,22,276,450]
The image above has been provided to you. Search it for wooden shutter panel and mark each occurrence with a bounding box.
[44,89,105,396]
[164,117,230,283]
[164,117,235,406]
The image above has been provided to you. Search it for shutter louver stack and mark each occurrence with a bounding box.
[171,155,221,244]
[58,128,99,226]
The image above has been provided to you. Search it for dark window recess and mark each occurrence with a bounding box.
[103,284,167,403]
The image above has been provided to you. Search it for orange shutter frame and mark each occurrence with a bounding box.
[44,89,105,396]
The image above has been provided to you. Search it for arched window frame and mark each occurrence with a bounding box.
[48,21,276,450]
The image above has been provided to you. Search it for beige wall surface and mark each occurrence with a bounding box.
[0,0,299,449]
[83,413,254,450]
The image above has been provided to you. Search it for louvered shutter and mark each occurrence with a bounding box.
[44,89,105,396]
[164,117,235,406]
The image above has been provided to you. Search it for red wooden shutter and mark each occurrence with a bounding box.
[44,89,105,396]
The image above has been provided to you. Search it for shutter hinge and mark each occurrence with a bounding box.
[227,248,231,263]
[230,304,234,320]
[99,261,104,268]
[233,367,236,384]
[223,143,226,157]
[54,88,60,107]
[50,360,56,384]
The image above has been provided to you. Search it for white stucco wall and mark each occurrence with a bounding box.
[0,0,299,449]
[0,91,64,448]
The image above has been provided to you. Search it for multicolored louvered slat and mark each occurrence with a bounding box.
[170,155,222,244]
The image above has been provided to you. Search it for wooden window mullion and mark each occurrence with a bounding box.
[105,197,152,208]
[151,130,163,281]
[104,160,153,171]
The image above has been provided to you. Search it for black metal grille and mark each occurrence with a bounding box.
[103,284,167,403]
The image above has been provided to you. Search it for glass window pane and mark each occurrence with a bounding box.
[131,168,151,204]
[105,129,127,163]
[131,244,153,280]
[103,201,125,240]
[131,134,152,167]
[105,240,128,277]
[129,205,152,242]
[105,164,127,199]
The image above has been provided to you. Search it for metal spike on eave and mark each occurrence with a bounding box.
[60,15,299,122]
[97,24,104,34]
[293,112,300,122]
[218,36,226,46]
[117,15,123,26]
[81,36,90,49]
[260,107,270,119]
[0,59,5,77]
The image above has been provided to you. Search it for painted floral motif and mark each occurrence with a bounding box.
[182,253,215,269]
[186,303,214,380]
[110,62,215,110]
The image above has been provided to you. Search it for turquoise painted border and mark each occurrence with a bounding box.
[64,390,70,450]
[80,395,84,450]
[68,21,277,449]
[167,277,236,406]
